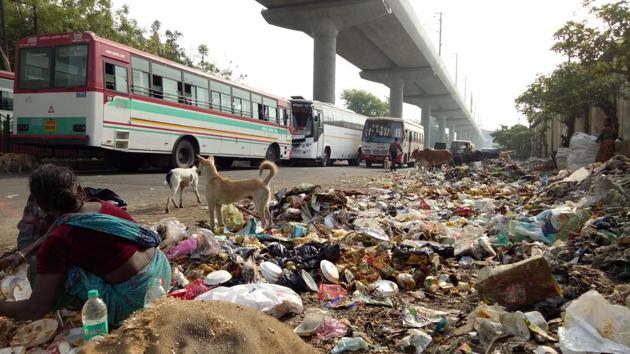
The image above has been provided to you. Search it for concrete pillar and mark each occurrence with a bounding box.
[448,126,455,145]
[311,18,338,104]
[389,76,404,118]
[438,117,446,143]
[421,102,432,148]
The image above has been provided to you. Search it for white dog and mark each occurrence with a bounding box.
[164,166,202,213]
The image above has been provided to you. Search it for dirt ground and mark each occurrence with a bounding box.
[0,165,385,252]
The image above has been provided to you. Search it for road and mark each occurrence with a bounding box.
[0,165,391,249]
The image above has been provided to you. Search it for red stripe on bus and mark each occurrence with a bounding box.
[10,134,88,140]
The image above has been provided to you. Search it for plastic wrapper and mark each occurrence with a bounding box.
[195,283,303,318]
[315,317,348,339]
[155,218,187,248]
[330,337,369,354]
[558,290,630,354]
[165,237,198,261]
[399,329,432,354]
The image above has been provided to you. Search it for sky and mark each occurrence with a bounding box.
[111,0,591,130]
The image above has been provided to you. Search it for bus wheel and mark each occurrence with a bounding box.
[320,148,330,167]
[171,139,195,168]
[265,144,279,163]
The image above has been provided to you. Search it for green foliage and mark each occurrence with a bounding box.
[516,0,629,147]
[340,89,388,117]
[490,124,536,159]
[0,0,240,80]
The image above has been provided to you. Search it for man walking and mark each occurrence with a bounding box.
[389,137,403,171]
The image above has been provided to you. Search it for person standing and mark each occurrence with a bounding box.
[389,138,403,171]
[596,118,618,163]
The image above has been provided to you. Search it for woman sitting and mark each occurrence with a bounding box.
[0,164,171,326]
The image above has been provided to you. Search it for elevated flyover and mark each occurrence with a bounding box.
[255,0,485,147]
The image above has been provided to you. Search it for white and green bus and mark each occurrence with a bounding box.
[13,32,292,169]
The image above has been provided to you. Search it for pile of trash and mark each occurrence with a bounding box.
[1,156,630,354]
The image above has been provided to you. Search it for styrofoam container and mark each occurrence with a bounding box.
[320,260,339,284]
[203,270,232,286]
[301,270,318,292]
[261,262,282,282]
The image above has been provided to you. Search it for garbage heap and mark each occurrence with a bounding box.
[1,156,629,354]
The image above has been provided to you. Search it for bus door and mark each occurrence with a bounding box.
[312,109,324,158]
[102,60,131,149]
[408,129,413,158]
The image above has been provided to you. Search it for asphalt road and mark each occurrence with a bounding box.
[0,164,391,249]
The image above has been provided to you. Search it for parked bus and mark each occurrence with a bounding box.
[0,71,14,118]
[361,117,423,167]
[290,97,366,166]
[12,32,292,169]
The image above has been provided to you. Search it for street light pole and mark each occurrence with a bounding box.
[452,53,458,86]
[435,12,443,57]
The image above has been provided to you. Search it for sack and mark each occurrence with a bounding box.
[567,133,599,171]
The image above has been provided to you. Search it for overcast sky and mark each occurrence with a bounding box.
[112,0,590,130]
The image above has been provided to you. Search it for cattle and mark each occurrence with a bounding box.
[412,148,453,169]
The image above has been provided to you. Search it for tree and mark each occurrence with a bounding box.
[340,89,388,117]
[0,1,242,80]
[490,124,536,159]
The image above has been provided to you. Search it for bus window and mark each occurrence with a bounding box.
[257,103,265,120]
[233,97,242,115]
[53,45,88,88]
[196,88,209,108]
[162,78,179,102]
[151,75,163,99]
[132,69,149,95]
[242,99,251,117]
[267,106,277,123]
[211,91,220,110]
[0,91,13,111]
[104,63,128,93]
[221,93,231,113]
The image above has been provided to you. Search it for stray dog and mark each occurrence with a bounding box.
[164,166,202,213]
[411,148,453,170]
[0,153,40,174]
[197,155,276,229]
[383,156,392,171]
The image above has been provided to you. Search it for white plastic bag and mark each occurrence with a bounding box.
[194,283,303,318]
[567,133,599,171]
[558,290,630,354]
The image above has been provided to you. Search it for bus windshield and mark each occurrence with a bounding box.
[363,120,403,143]
[18,44,89,89]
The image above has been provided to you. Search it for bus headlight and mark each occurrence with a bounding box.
[73,124,86,132]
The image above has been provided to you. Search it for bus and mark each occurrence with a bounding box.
[361,117,423,167]
[0,71,14,118]
[290,97,366,166]
[12,32,292,169]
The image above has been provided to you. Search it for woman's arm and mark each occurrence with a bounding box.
[0,272,64,320]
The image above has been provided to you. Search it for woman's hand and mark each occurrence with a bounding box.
[0,253,25,273]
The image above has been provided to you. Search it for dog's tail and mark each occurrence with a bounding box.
[165,170,173,189]
[259,160,277,185]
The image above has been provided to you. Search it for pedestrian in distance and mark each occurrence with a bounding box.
[389,137,403,171]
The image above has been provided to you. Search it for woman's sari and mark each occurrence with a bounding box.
[32,213,171,326]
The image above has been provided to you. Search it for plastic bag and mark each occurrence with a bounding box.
[222,204,244,232]
[534,206,589,242]
[155,218,187,248]
[195,283,303,318]
[567,133,599,171]
[508,220,549,244]
[315,317,348,339]
[165,237,198,260]
[558,290,630,354]
[331,337,369,354]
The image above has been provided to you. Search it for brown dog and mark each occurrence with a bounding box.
[197,155,277,229]
[412,148,453,169]
[0,153,40,174]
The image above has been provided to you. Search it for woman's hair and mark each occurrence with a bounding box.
[29,164,84,214]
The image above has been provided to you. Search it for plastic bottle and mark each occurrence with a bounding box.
[82,289,108,341]
[144,278,166,308]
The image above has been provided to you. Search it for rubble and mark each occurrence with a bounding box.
[1,155,630,353]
